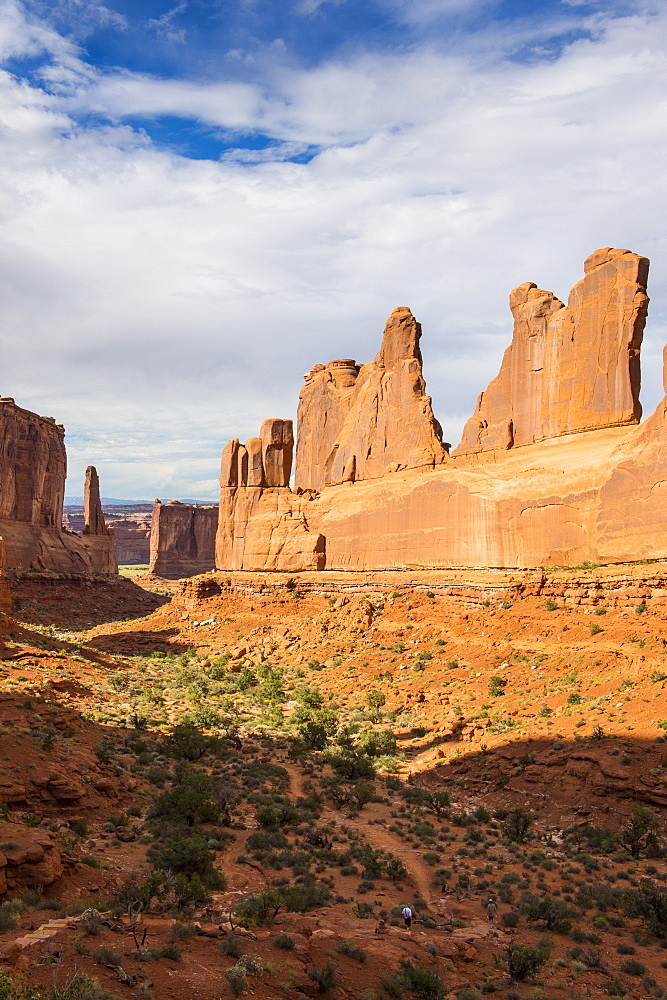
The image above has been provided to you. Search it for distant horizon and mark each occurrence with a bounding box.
[63,497,219,507]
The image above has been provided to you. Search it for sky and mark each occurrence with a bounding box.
[0,0,666,500]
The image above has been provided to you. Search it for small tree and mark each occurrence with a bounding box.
[235,890,284,927]
[365,689,386,721]
[502,807,534,844]
[425,790,451,816]
[160,723,225,761]
[523,895,576,933]
[623,878,667,937]
[618,805,661,859]
[504,939,551,982]
[150,773,220,828]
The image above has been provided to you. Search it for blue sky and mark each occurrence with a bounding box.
[0,0,665,498]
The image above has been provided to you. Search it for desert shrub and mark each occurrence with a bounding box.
[158,943,182,961]
[0,971,121,999]
[159,723,225,761]
[219,932,243,958]
[149,772,221,828]
[307,960,338,993]
[93,946,122,967]
[246,830,288,852]
[432,866,450,888]
[502,912,520,928]
[273,932,295,950]
[618,805,661,859]
[235,890,284,927]
[505,940,551,981]
[147,834,224,888]
[168,922,197,941]
[620,958,647,976]
[0,901,22,932]
[502,808,534,844]
[622,878,667,937]
[235,955,263,976]
[384,962,445,999]
[457,990,483,1000]
[79,909,103,936]
[385,858,408,882]
[523,895,576,933]
[336,939,366,962]
[225,966,247,996]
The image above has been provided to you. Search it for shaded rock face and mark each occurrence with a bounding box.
[149,501,219,579]
[454,248,649,455]
[295,307,447,492]
[0,400,116,573]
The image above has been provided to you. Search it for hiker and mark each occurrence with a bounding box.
[487,899,497,925]
[402,905,413,930]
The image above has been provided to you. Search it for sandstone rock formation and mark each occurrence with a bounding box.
[295,307,447,492]
[83,466,108,536]
[216,421,325,572]
[211,248,667,572]
[80,466,117,574]
[149,501,219,578]
[454,248,649,455]
[0,399,116,573]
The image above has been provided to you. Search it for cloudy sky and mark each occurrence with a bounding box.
[0,0,665,499]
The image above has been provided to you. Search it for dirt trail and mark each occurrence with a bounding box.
[283,761,436,909]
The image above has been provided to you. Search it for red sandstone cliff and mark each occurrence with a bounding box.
[294,307,447,492]
[0,400,115,573]
[454,248,649,454]
[212,247,667,573]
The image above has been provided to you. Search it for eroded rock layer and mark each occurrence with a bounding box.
[295,307,447,492]
[454,248,649,454]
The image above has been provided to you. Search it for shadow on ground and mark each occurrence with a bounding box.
[10,573,169,630]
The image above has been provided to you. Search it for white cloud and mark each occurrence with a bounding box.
[293,0,348,15]
[146,3,187,44]
[0,0,665,498]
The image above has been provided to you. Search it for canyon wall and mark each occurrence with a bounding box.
[149,501,219,579]
[210,248,667,574]
[0,400,115,573]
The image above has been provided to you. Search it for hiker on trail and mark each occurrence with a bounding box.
[487,899,497,924]
[402,905,413,930]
